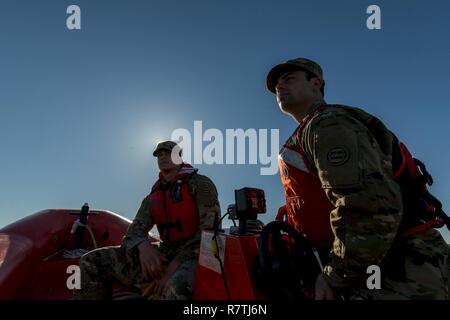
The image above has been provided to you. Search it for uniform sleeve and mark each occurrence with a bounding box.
[172,174,221,263]
[121,196,155,251]
[302,111,404,289]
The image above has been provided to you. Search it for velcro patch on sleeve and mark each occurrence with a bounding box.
[315,124,361,189]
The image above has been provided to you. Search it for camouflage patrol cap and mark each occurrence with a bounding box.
[266,57,323,93]
[152,140,181,157]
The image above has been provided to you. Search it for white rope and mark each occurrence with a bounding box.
[70,219,98,249]
[62,220,98,259]
[312,247,324,271]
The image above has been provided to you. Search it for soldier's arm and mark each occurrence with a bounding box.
[302,111,403,289]
[172,174,221,263]
[121,196,155,251]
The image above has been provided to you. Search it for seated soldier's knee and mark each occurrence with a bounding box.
[79,249,102,273]
[80,251,94,264]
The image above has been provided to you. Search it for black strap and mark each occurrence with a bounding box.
[414,158,433,186]
[421,190,450,231]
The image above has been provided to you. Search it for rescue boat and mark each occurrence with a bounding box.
[0,188,324,300]
[2,189,448,300]
[0,206,131,299]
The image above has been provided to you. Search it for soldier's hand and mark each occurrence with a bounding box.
[138,241,167,280]
[314,273,335,300]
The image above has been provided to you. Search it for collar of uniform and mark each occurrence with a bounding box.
[298,99,327,125]
[305,99,326,118]
[159,163,197,182]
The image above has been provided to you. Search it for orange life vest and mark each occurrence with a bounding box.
[278,106,334,250]
[148,164,199,242]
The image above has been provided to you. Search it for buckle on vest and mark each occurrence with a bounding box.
[170,180,183,202]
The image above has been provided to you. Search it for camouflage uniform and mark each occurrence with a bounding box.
[300,102,449,300]
[76,172,220,300]
[268,58,449,300]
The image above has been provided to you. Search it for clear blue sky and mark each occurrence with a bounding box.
[1,0,449,242]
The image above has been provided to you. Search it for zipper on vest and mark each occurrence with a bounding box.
[162,188,170,242]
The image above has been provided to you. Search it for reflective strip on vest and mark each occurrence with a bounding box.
[279,147,309,173]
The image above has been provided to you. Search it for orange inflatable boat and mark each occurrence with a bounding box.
[0,205,131,299]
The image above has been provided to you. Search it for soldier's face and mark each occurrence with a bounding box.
[157,150,180,171]
[275,70,318,114]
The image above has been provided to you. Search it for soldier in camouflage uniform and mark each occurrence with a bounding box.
[76,141,220,300]
[266,57,449,300]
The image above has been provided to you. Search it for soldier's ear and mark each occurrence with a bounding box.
[311,77,322,89]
